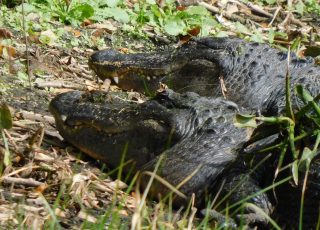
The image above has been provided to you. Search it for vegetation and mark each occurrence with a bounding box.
[0,0,320,229]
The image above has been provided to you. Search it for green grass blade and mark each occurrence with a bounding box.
[285,48,295,122]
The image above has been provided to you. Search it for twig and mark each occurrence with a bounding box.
[21,0,32,88]
[246,2,273,18]
[279,11,307,28]
[198,1,219,13]
[2,176,44,187]
[268,6,281,27]
[19,110,56,125]
[34,81,87,90]
[198,1,247,24]
[144,31,171,44]
[64,65,94,80]
[30,125,44,148]
[3,129,19,152]
[0,165,40,181]
[43,130,63,141]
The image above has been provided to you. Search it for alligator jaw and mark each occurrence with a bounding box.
[89,49,180,82]
[88,46,224,96]
[49,90,175,171]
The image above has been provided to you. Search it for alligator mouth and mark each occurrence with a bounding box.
[88,42,225,96]
[49,90,175,169]
[88,49,182,83]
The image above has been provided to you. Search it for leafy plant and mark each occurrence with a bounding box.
[130,0,217,37]
[235,82,320,229]
[30,0,94,25]
[304,0,320,15]
[235,84,320,180]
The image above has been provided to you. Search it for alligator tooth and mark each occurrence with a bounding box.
[60,115,67,122]
[113,76,119,84]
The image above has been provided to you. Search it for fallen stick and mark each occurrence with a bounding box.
[19,110,56,125]
[34,81,87,90]
[2,176,44,187]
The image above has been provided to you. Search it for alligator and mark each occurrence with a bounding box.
[50,89,275,228]
[50,37,320,228]
[89,37,320,115]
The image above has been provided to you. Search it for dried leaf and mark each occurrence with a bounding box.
[0,45,16,59]
[77,210,97,223]
[0,28,13,39]
[71,29,82,38]
[0,103,12,129]
[35,183,48,193]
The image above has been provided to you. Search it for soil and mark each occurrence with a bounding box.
[0,30,162,228]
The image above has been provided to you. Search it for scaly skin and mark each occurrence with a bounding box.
[89,37,320,115]
[49,89,273,227]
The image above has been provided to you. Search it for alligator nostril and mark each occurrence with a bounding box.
[207,128,216,135]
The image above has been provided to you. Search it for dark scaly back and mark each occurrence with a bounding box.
[195,37,320,115]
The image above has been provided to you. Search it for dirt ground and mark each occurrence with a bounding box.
[0,29,159,228]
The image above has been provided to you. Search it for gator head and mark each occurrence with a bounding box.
[49,90,178,171]
[50,89,252,207]
[49,89,246,170]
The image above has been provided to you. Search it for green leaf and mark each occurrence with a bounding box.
[164,18,186,36]
[299,147,314,172]
[292,159,299,185]
[93,7,130,23]
[296,85,313,103]
[105,0,121,7]
[296,85,320,118]
[113,8,130,23]
[265,0,277,4]
[200,17,217,36]
[268,29,275,44]
[103,7,130,23]
[291,37,301,52]
[185,6,209,15]
[234,114,257,128]
[39,30,58,46]
[215,31,229,37]
[146,0,157,5]
[16,3,36,13]
[295,1,305,15]
[4,147,10,166]
[0,103,12,129]
[69,4,94,20]
[234,22,250,34]
[250,30,264,43]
